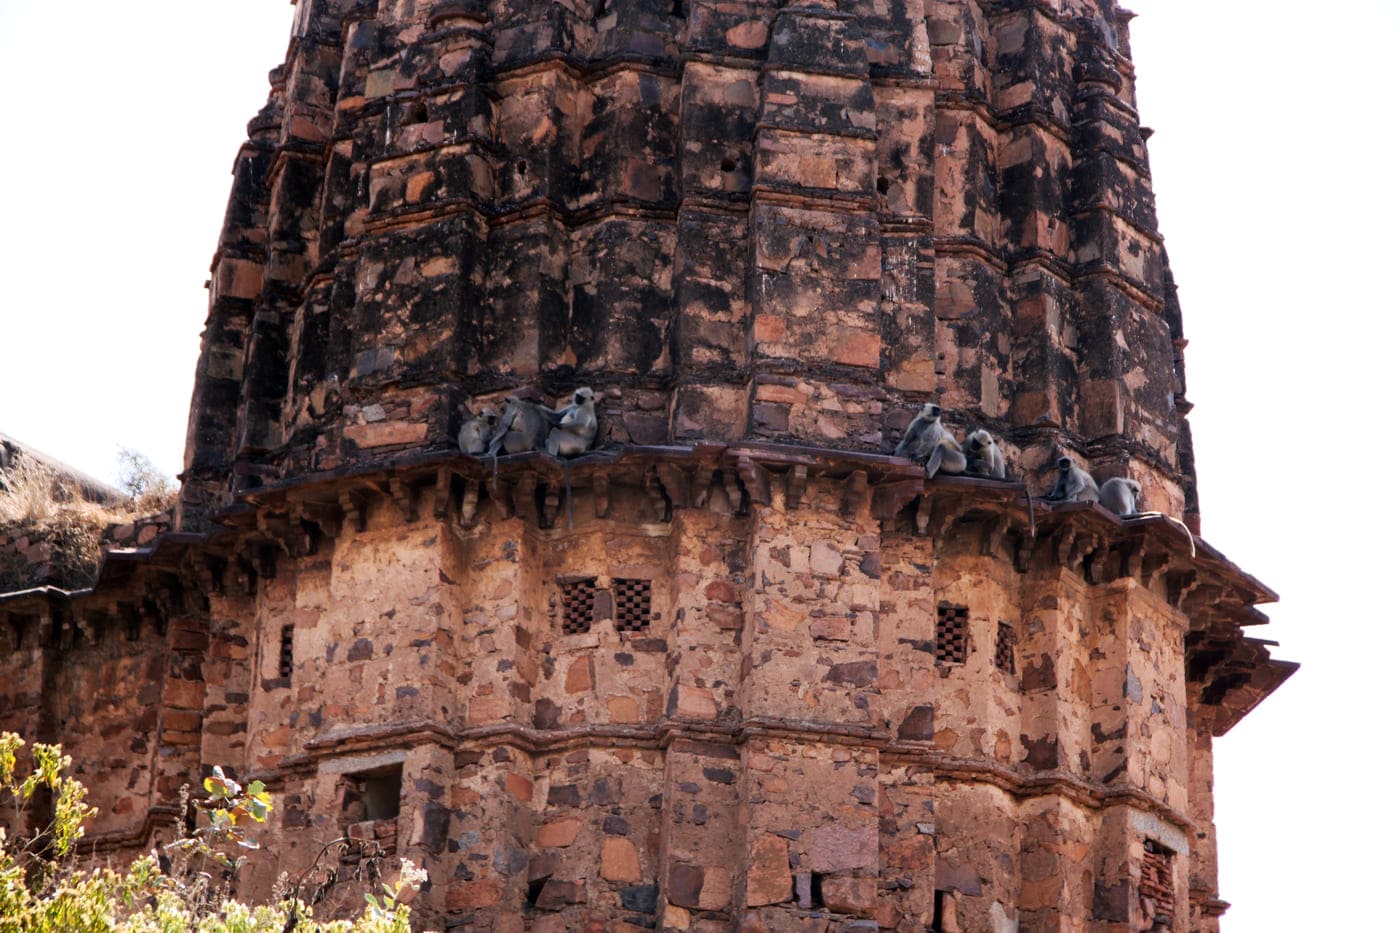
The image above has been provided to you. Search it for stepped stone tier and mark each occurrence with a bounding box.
[0,1,1294,932]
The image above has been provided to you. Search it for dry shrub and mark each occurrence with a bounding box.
[0,455,73,525]
[116,447,179,515]
[0,454,178,592]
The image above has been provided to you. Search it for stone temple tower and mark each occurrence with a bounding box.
[0,1,1294,931]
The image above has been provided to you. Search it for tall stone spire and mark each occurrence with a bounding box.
[181,0,1195,532]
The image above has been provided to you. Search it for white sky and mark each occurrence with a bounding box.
[0,1,1395,928]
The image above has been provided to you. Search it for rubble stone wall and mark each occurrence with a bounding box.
[0,603,202,854]
[44,477,1217,931]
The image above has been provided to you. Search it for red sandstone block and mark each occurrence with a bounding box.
[537,818,582,847]
[162,710,201,732]
[821,875,877,916]
[565,656,593,693]
[448,879,502,911]
[161,730,200,747]
[505,772,533,803]
[171,630,209,651]
[600,837,642,882]
[203,720,244,736]
[745,835,790,907]
[345,421,428,448]
[163,679,205,709]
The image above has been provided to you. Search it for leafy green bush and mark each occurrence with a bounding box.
[0,733,424,932]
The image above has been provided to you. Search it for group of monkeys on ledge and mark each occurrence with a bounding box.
[458,387,599,461]
[895,403,1144,517]
[456,391,1143,518]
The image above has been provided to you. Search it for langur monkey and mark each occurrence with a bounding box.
[458,404,498,456]
[487,397,559,457]
[1046,456,1098,503]
[894,403,967,478]
[547,387,598,457]
[962,428,1007,479]
[1098,478,1198,556]
[1098,477,1142,517]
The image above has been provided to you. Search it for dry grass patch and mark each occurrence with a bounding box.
[0,455,177,592]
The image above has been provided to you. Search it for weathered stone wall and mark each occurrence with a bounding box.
[71,468,1257,931]
[180,0,1198,534]
[0,599,205,858]
[0,448,1292,929]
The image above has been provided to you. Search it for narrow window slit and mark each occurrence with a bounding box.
[278,624,295,678]
[932,890,948,931]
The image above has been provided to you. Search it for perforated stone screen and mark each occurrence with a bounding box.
[995,622,1016,675]
[613,578,652,632]
[935,604,968,665]
[560,578,597,635]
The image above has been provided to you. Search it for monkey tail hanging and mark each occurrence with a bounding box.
[563,457,574,529]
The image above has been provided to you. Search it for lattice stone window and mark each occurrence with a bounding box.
[1140,839,1176,928]
[278,624,295,678]
[613,578,652,632]
[935,604,969,665]
[560,578,598,635]
[995,622,1016,675]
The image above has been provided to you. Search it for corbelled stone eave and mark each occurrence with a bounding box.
[2,442,1294,740]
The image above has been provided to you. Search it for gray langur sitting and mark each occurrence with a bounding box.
[487,396,560,458]
[1098,477,1142,517]
[962,428,1007,479]
[894,403,967,478]
[458,404,498,456]
[547,387,598,458]
[1045,455,1099,503]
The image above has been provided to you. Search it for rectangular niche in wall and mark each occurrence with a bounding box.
[560,577,598,635]
[339,763,403,857]
[935,604,969,665]
[613,578,652,632]
[1140,839,1176,927]
[359,765,403,820]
